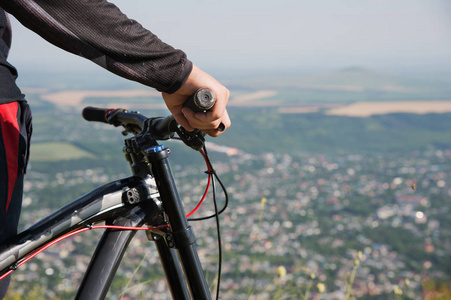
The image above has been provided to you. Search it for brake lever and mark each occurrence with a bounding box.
[175,127,205,151]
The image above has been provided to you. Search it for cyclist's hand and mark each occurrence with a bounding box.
[162,65,231,137]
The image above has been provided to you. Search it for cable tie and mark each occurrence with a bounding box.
[204,170,214,175]
[9,262,18,271]
[86,224,93,230]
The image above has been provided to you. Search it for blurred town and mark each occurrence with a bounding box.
[8,145,450,299]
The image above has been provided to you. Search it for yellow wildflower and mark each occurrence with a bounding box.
[393,285,403,295]
[260,197,267,209]
[277,266,287,279]
[357,251,362,260]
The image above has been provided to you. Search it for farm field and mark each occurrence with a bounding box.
[325,100,451,116]
[30,142,95,161]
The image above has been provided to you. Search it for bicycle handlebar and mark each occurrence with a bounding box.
[183,88,216,112]
[83,88,216,126]
[82,88,217,150]
[82,106,111,124]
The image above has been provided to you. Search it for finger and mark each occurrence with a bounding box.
[203,110,231,137]
[182,109,220,130]
[172,111,194,132]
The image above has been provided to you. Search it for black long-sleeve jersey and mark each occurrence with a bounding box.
[0,0,193,104]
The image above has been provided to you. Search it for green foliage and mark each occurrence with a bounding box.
[219,108,451,155]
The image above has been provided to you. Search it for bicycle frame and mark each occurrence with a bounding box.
[0,144,212,300]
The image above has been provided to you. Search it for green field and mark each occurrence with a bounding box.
[30,142,96,161]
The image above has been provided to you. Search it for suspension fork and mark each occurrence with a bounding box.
[146,145,211,300]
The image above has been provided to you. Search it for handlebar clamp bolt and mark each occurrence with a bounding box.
[165,234,175,248]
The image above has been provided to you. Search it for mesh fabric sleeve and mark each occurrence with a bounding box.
[0,0,193,93]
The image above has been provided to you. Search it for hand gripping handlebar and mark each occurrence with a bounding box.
[183,88,225,132]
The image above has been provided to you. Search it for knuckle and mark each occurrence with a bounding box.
[210,111,222,120]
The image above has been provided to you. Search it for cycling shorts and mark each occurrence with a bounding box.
[0,100,32,245]
[0,100,31,299]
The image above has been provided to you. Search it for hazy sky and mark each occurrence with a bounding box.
[7,0,451,76]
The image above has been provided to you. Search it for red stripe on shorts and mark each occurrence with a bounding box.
[0,102,19,213]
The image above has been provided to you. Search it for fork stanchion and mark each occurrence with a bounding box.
[147,147,211,300]
[152,233,191,300]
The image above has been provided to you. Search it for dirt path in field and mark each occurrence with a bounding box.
[41,90,160,106]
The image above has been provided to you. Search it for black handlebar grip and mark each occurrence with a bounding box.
[184,88,216,112]
[184,88,226,132]
[82,106,110,123]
